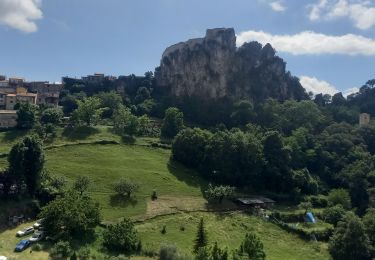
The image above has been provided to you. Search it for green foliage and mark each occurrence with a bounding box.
[230,100,254,126]
[205,184,235,204]
[159,244,187,260]
[239,232,266,260]
[323,205,346,226]
[76,246,91,259]
[211,242,228,260]
[72,97,103,126]
[112,106,140,136]
[8,135,44,195]
[329,212,371,260]
[363,208,375,250]
[102,218,139,253]
[113,178,139,197]
[172,128,212,169]
[16,102,37,129]
[41,107,63,125]
[38,191,101,238]
[328,189,352,209]
[73,175,91,195]
[50,241,73,259]
[96,91,123,118]
[161,107,184,139]
[194,218,208,253]
[195,247,210,260]
[298,201,312,213]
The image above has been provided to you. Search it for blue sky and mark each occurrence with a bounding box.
[0,0,375,95]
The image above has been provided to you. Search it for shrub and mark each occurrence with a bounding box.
[32,243,42,251]
[113,178,138,197]
[50,241,73,258]
[161,225,167,234]
[102,218,139,253]
[151,189,158,200]
[159,244,178,260]
[205,184,235,204]
[77,246,91,259]
[323,205,346,226]
[305,195,328,208]
[327,189,351,209]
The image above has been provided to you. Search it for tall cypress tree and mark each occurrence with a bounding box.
[194,218,208,253]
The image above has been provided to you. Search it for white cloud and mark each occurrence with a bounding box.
[0,0,43,33]
[342,87,359,97]
[236,30,375,56]
[308,0,375,30]
[300,76,339,95]
[269,1,286,12]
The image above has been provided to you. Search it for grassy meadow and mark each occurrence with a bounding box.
[0,126,331,259]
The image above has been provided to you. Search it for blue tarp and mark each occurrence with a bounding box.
[306,212,316,223]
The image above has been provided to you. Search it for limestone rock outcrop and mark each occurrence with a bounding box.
[156,28,307,102]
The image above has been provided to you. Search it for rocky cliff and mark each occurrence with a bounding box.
[155,28,307,102]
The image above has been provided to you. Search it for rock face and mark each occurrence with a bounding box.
[156,28,307,102]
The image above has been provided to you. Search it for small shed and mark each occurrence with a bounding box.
[235,197,275,209]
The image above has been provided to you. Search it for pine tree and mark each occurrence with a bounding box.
[194,218,208,253]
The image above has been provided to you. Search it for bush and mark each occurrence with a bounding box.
[205,184,235,204]
[32,243,42,251]
[151,189,158,200]
[113,178,139,197]
[161,225,167,234]
[102,218,139,253]
[77,246,91,259]
[50,241,73,259]
[159,244,188,260]
[305,195,328,208]
[327,189,351,209]
[323,205,346,226]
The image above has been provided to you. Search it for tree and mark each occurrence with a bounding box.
[323,205,346,226]
[205,184,235,204]
[113,178,138,197]
[211,242,228,260]
[38,191,101,238]
[102,218,139,253]
[134,87,151,104]
[172,128,212,169]
[239,232,266,260]
[72,97,103,126]
[16,102,37,129]
[49,241,73,259]
[230,100,254,126]
[363,208,375,251]
[194,218,208,253]
[161,107,184,139]
[8,135,44,195]
[298,201,313,214]
[73,176,90,195]
[96,91,123,118]
[113,107,140,136]
[40,107,63,125]
[195,247,210,260]
[329,212,371,260]
[328,189,352,209]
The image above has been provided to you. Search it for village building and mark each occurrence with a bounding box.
[0,110,17,128]
[359,113,370,126]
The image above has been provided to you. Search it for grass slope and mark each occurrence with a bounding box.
[137,212,330,260]
[46,144,204,221]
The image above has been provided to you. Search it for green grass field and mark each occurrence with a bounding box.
[0,126,331,259]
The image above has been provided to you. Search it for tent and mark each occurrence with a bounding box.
[306,212,316,223]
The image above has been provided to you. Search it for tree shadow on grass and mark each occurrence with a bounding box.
[167,160,207,190]
[62,126,100,141]
[109,194,138,208]
[1,129,29,142]
[121,135,136,145]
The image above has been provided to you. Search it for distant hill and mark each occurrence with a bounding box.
[155,28,308,103]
